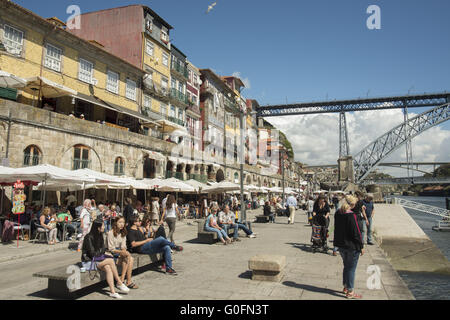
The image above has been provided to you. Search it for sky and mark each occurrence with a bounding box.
[14,0,450,176]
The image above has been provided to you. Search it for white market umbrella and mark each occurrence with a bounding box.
[203,181,241,194]
[0,71,27,89]
[184,179,208,193]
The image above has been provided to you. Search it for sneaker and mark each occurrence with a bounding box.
[249,234,256,238]
[174,245,183,252]
[160,263,166,272]
[109,292,123,299]
[116,283,130,293]
[166,268,177,275]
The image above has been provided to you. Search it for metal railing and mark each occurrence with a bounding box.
[387,197,450,218]
[171,63,189,79]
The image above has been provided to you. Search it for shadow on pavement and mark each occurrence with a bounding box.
[238,270,252,280]
[286,242,313,253]
[282,281,344,298]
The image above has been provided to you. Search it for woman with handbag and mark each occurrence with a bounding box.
[82,218,130,299]
[107,217,138,290]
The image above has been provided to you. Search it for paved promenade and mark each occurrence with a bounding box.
[0,208,414,300]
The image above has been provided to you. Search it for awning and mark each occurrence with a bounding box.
[143,150,166,162]
[23,76,77,98]
[0,71,27,89]
[73,93,119,112]
[156,119,187,133]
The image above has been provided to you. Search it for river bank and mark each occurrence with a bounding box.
[373,203,450,299]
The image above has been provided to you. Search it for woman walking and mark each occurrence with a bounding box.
[160,194,179,244]
[334,195,365,299]
[82,218,130,299]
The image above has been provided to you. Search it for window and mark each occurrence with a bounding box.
[161,29,169,42]
[3,24,23,55]
[170,105,176,118]
[44,44,62,72]
[79,58,93,84]
[126,79,137,101]
[161,77,168,94]
[73,145,90,170]
[106,70,119,94]
[160,103,167,116]
[162,52,169,67]
[143,94,152,109]
[145,39,154,56]
[23,145,41,166]
[114,157,125,175]
[178,108,184,121]
[145,19,153,32]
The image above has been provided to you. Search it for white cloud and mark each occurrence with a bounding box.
[266,109,450,177]
[232,71,251,90]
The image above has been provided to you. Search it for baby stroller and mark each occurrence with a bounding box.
[311,216,329,253]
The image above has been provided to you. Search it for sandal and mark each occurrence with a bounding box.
[343,288,348,294]
[127,282,139,289]
[346,291,362,299]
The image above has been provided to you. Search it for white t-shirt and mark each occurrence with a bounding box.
[307,200,314,212]
[165,203,178,219]
[80,208,92,230]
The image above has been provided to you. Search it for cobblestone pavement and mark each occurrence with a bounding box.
[0,209,414,300]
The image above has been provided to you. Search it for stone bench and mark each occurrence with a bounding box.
[248,254,286,282]
[33,252,164,299]
[197,219,235,244]
[255,215,270,223]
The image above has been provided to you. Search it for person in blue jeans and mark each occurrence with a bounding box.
[218,205,256,241]
[362,195,375,245]
[333,195,365,299]
[127,216,182,275]
[205,208,232,245]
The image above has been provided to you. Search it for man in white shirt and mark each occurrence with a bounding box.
[65,192,77,206]
[286,194,298,225]
[307,196,315,225]
[218,205,256,240]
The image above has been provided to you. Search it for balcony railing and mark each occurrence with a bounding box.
[23,154,42,166]
[167,115,185,127]
[171,63,189,79]
[72,158,92,170]
[170,88,189,106]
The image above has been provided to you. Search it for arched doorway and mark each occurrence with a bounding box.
[216,169,225,183]
[143,156,156,179]
[166,161,175,178]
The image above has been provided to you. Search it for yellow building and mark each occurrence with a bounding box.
[0,0,151,132]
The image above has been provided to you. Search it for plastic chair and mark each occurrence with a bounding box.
[31,219,49,243]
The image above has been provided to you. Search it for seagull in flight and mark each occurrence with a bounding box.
[206,2,217,14]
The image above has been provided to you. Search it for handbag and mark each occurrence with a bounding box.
[88,254,113,280]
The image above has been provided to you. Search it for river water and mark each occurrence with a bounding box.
[393,196,450,300]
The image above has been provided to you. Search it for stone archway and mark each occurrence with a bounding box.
[216,169,225,183]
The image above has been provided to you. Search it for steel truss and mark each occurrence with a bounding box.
[354,103,450,183]
[257,92,450,117]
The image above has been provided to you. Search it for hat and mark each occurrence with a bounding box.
[80,114,85,118]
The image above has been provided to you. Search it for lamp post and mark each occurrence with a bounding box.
[238,97,246,223]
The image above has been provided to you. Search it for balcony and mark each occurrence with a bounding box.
[170,88,189,107]
[167,115,185,127]
[72,158,91,170]
[171,63,189,79]
[141,107,164,121]
[186,101,201,115]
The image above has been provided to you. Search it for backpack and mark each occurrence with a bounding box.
[2,220,14,243]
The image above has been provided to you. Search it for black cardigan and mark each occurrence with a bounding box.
[333,209,364,252]
[81,233,106,262]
